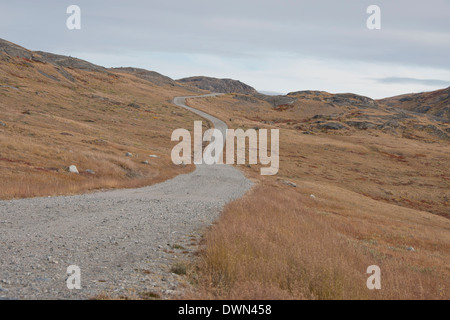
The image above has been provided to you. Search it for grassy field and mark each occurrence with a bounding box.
[185,94,450,300]
[0,54,203,199]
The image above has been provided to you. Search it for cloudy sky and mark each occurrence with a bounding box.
[1,0,449,98]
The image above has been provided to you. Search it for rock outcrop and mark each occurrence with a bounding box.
[177,76,257,94]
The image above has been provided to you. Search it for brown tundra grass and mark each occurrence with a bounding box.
[186,95,450,300]
[0,54,203,199]
[193,183,449,300]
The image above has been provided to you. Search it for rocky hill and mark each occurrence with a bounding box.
[111,67,181,87]
[177,76,258,94]
[379,87,450,122]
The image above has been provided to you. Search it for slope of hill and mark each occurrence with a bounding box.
[0,38,202,199]
[195,89,449,141]
[111,67,182,88]
[177,76,258,94]
[187,91,449,217]
[379,87,450,122]
[184,91,450,300]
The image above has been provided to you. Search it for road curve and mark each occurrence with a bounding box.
[0,94,252,300]
[173,94,227,142]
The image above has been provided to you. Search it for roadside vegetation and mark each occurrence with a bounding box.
[186,94,450,300]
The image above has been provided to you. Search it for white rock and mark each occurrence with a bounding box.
[69,165,79,174]
[149,155,159,158]
[125,152,133,157]
[310,194,316,199]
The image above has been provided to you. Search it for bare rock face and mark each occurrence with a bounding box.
[345,121,378,130]
[177,76,258,94]
[0,39,34,60]
[317,122,347,130]
[326,93,379,109]
[34,51,107,73]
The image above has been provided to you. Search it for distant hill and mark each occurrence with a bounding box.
[216,89,449,141]
[111,67,180,87]
[379,87,450,121]
[288,91,379,109]
[177,76,258,94]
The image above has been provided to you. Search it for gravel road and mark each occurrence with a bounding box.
[0,94,252,300]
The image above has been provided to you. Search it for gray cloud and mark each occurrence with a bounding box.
[0,0,449,97]
[0,0,448,67]
[376,77,450,87]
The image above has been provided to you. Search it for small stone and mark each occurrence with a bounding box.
[406,247,415,252]
[69,165,79,174]
[86,169,95,175]
[310,194,317,199]
[142,161,149,165]
[47,256,57,263]
[149,155,159,158]
[125,152,133,157]
[0,122,6,127]
[282,181,297,188]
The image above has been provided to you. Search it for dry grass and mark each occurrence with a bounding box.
[0,55,202,199]
[192,183,449,300]
[187,94,449,218]
[184,94,450,300]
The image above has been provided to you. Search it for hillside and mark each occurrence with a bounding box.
[177,76,258,94]
[187,90,449,217]
[1,38,449,300]
[0,38,202,199]
[111,67,182,88]
[379,87,450,122]
[184,90,450,300]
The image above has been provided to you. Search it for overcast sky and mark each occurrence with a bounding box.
[1,0,449,98]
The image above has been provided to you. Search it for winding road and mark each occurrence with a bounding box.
[0,94,252,300]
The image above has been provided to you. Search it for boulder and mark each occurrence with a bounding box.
[69,165,79,174]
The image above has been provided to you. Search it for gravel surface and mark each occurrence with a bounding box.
[0,95,253,300]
